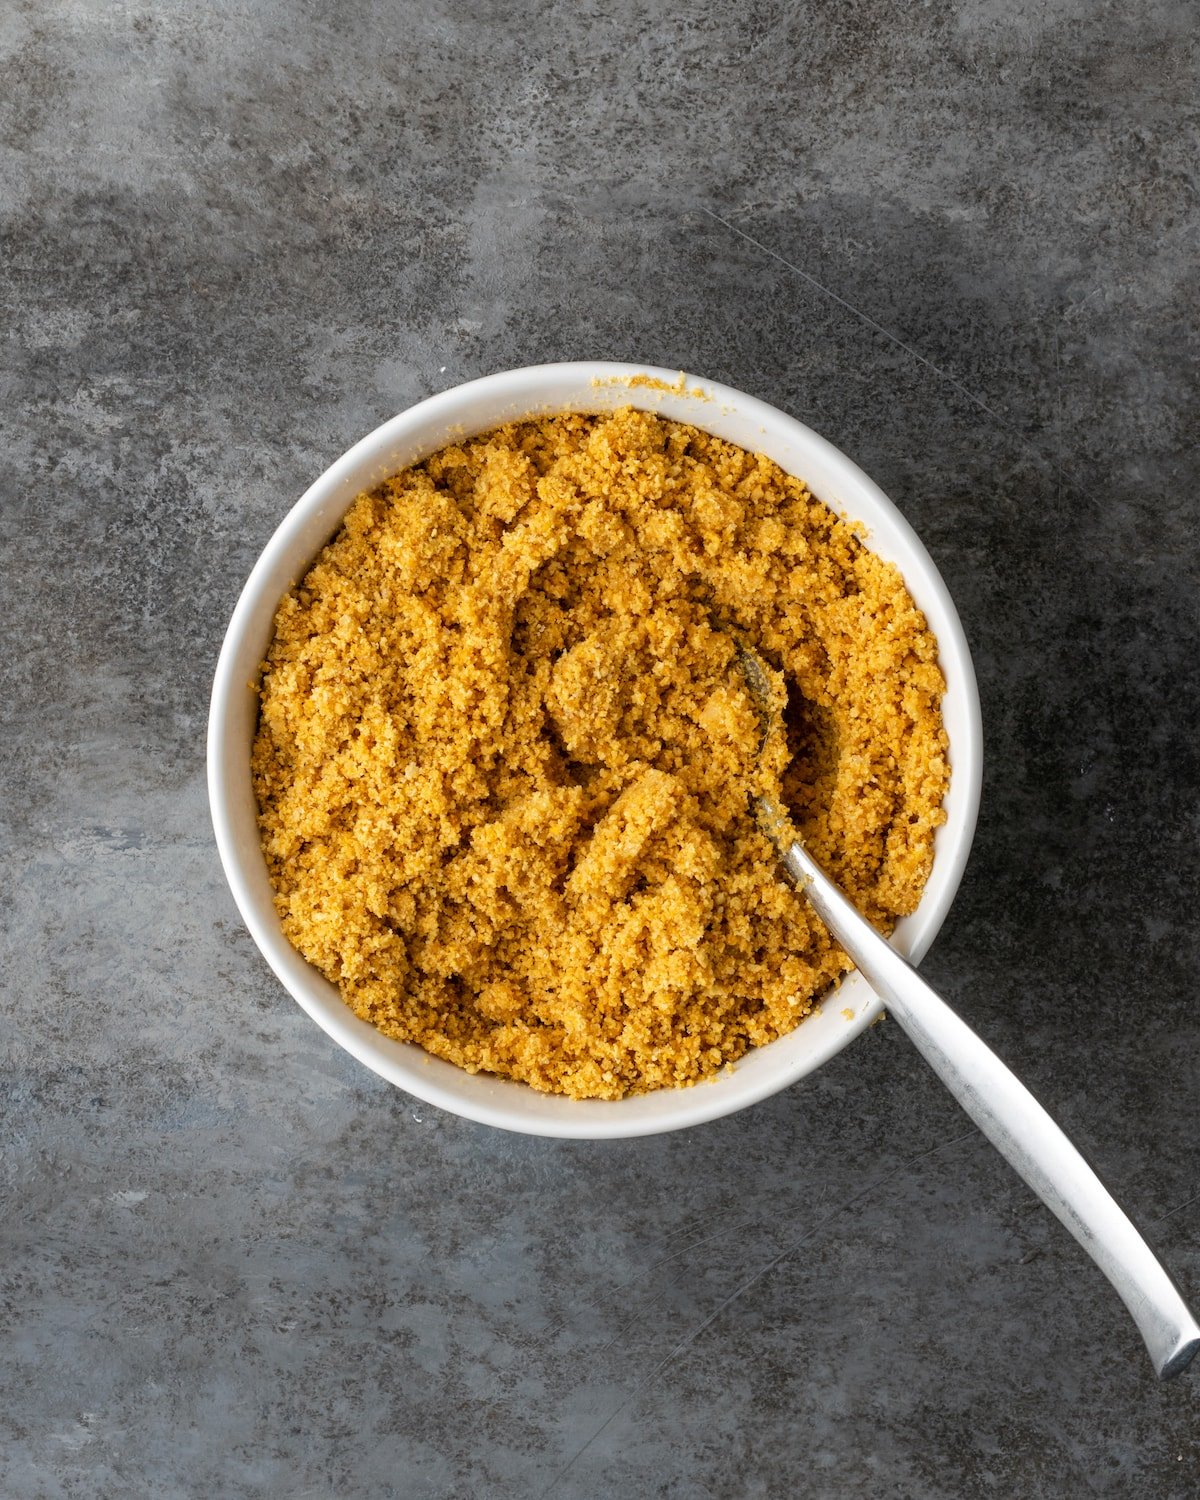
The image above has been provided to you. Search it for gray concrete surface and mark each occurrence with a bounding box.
[3,2,1199,1495]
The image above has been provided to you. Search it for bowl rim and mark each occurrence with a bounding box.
[208,361,982,1137]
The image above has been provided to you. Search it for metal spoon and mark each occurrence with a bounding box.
[734,637,1200,1379]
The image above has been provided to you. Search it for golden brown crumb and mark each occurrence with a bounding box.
[252,409,947,1099]
[591,371,711,400]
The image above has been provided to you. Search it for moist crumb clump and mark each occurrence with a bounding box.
[253,409,948,1099]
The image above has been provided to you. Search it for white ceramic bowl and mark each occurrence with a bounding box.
[208,362,982,1138]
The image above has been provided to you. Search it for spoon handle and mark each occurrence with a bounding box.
[782,836,1200,1380]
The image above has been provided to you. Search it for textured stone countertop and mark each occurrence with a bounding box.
[4,3,1198,1496]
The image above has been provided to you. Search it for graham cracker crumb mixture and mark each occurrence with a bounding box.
[253,409,948,1099]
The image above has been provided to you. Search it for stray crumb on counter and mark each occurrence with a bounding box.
[253,408,947,1099]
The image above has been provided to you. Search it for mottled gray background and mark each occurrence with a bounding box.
[3,1,1198,1495]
